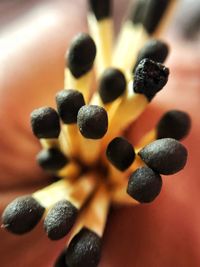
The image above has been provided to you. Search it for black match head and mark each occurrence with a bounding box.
[133,58,169,101]
[157,110,191,140]
[66,227,102,267]
[143,0,170,34]
[77,105,108,139]
[1,196,45,234]
[30,107,60,139]
[99,68,126,104]
[106,137,135,171]
[67,33,96,78]
[134,39,169,71]
[44,200,78,241]
[54,249,69,267]
[37,148,69,172]
[89,0,111,20]
[138,138,188,175]
[56,89,85,124]
[129,0,147,25]
[127,167,162,203]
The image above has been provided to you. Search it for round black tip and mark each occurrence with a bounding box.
[54,249,68,267]
[89,0,111,20]
[157,110,191,140]
[30,107,60,139]
[106,137,135,171]
[2,196,45,234]
[99,68,126,104]
[77,105,108,139]
[67,33,96,78]
[127,167,162,203]
[56,89,85,124]
[66,227,102,267]
[37,148,69,172]
[133,58,169,101]
[138,138,188,175]
[129,0,147,24]
[44,200,78,240]
[134,39,169,71]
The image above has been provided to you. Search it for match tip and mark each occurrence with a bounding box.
[56,89,85,124]
[77,105,108,139]
[2,196,45,234]
[157,110,191,140]
[89,0,111,20]
[133,58,169,101]
[99,68,126,104]
[37,148,69,172]
[138,138,188,175]
[67,33,96,78]
[127,167,162,203]
[30,107,60,139]
[106,137,135,171]
[134,39,169,71]
[44,200,78,241]
[66,227,101,267]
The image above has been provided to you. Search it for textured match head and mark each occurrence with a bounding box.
[99,68,126,104]
[127,167,162,203]
[2,196,45,234]
[67,33,96,78]
[138,138,188,175]
[44,200,78,241]
[66,227,102,267]
[56,89,85,124]
[30,107,60,139]
[106,137,135,171]
[88,0,112,20]
[133,58,169,101]
[77,105,108,139]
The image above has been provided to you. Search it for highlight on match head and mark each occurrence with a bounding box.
[2,196,45,234]
[88,0,111,20]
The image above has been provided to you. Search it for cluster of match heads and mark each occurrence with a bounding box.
[1,1,191,267]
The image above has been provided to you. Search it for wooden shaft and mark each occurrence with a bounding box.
[137,129,157,148]
[62,124,80,157]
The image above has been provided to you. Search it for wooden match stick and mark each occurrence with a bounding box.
[88,0,113,77]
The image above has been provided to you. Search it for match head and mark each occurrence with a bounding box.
[106,137,135,171]
[30,107,60,139]
[37,148,69,172]
[127,167,162,203]
[2,196,45,234]
[133,58,169,101]
[134,39,169,71]
[130,0,147,25]
[99,68,126,104]
[56,89,85,124]
[138,138,188,175]
[67,33,96,78]
[77,105,108,139]
[89,0,111,20]
[66,227,102,267]
[44,200,78,240]
[157,110,191,140]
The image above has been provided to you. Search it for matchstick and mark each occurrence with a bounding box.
[65,33,96,103]
[88,0,113,77]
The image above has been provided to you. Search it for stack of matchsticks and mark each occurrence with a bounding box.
[1,0,192,267]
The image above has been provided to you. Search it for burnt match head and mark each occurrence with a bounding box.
[37,148,69,172]
[133,58,169,101]
[157,110,191,140]
[56,89,85,124]
[138,138,188,175]
[89,0,111,20]
[134,39,169,71]
[77,105,108,139]
[44,200,78,241]
[127,167,162,203]
[66,227,102,267]
[99,68,126,104]
[130,0,147,25]
[106,137,135,171]
[2,196,45,234]
[67,33,96,78]
[30,107,60,139]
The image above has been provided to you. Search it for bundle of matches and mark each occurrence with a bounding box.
[1,0,192,266]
